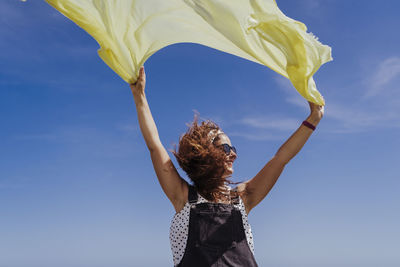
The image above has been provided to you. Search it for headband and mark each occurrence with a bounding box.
[208,129,224,144]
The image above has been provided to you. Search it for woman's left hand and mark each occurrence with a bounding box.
[308,98,325,120]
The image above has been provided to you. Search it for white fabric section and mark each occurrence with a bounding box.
[169,190,255,266]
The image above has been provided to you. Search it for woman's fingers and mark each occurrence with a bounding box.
[130,66,146,93]
[139,66,145,79]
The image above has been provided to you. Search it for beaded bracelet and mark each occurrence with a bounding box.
[302,120,316,131]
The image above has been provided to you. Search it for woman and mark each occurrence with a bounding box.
[130,66,324,266]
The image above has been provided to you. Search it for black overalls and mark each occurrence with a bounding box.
[177,185,258,267]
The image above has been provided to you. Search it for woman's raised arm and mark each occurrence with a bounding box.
[130,66,188,213]
[240,100,325,214]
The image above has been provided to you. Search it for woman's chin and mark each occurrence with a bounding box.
[222,168,233,178]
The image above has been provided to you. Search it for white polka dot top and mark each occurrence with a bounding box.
[169,186,255,266]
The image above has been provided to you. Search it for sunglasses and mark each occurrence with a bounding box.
[217,143,237,155]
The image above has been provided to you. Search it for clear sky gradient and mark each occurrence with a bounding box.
[1,1,399,267]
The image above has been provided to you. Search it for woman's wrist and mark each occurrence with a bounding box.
[133,91,146,105]
[305,114,321,127]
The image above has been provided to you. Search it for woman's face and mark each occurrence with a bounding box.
[213,134,237,178]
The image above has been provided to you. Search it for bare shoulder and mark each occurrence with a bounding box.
[172,180,189,214]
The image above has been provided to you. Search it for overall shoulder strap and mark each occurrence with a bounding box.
[230,187,240,205]
[188,185,198,204]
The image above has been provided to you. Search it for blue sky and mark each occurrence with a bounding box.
[1,1,399,266]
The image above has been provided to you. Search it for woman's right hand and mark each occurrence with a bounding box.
[307,97,324,121]
[130,66,146,97]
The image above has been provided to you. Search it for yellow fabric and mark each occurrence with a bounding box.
[44,0,332,105]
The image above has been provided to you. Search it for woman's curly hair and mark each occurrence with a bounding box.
[172,114,246,202]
